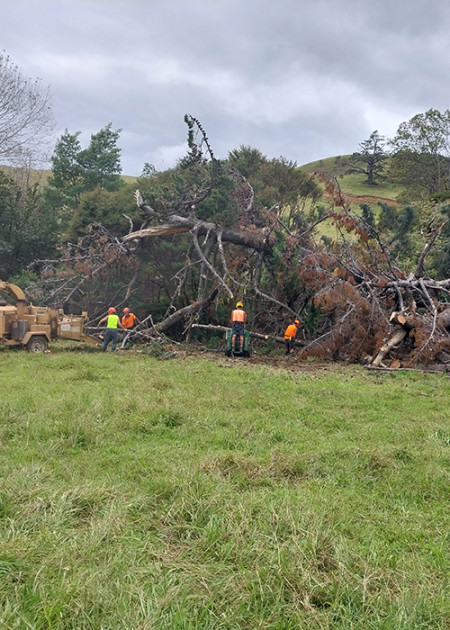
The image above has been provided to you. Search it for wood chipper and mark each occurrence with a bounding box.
[224,329,251,357]
[0,280,99,352]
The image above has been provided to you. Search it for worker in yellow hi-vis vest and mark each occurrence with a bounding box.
[98,307,126,352]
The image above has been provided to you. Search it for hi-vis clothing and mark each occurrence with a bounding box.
[122,313,138,329]
[284,324,298,340]
[231,309,246,323]
[102,314,120,352]
[284,322,299,354]
[106,314,120,329]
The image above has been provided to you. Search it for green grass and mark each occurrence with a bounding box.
[334,173,400,202]
[0,346,449,628]
[301,155,403,204]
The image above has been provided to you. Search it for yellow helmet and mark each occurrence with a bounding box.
[236,301,243,308]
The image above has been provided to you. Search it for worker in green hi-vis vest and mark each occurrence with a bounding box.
[98,307,126,352]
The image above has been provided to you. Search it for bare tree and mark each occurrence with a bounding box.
[0,52,54,167]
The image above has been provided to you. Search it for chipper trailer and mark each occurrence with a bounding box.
[0,281,99,352]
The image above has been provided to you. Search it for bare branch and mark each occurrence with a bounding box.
[191,227,233,298]
[414,220,447,278]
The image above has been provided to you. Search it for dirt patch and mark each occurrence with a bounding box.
[179,344,345,375]
[345,193,401,206]
[323,191,401,207]
[148,344,448,376]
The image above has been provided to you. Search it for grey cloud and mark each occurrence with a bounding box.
[2,0,450,175]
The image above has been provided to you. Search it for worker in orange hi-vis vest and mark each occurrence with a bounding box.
[121,307,142,330]
[231,301,246,353]
[284,319,300,355]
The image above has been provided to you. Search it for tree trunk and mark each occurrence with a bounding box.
[123,215,274,254]
[155,298,210,333]
[371,329,407,367]
[191,323,304,347]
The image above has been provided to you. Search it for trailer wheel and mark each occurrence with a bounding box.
[26,336,48,353]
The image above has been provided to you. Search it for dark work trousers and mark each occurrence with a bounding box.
[285,337,295,354]
[102,328,119,352]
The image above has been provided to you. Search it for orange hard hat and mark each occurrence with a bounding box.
[123,307,130,313]
[294,319,300,326]
[108,307,116,314]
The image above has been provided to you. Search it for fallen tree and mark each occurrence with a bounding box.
[190,322,304,348]
[28,116,450,368]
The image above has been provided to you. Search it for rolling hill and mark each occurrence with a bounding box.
[300,155,403,208]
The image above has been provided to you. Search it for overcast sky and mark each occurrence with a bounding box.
[2,0,450,175]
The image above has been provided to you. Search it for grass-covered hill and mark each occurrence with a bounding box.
[3,154,402,206]
[1,346,448,628]
[300,155,403,207]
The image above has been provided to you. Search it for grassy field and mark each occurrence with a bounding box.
[0,346,448,629]
[301,156,402,204]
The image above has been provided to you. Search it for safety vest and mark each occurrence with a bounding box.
[106,314,120,329]
[232,309,246,323]
[122,313,137,328]
[284,324,298,339]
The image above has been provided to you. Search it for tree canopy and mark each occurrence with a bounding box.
[347,130,388,186]
[42,124,125,239]
[390,108,450,200]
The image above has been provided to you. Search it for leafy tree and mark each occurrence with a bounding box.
[77,123,124,191]
[46,124,124,199]
[379,201,416,259]
[228,145,266,178]
[0,52,54,166]
[390,108,450,199]
[48,130,84,202]
[359,203,375,227]
[43,124,125,238]
[0,170,57,276]
[430,203,450,279]
[257,157,321,230]
[67,184,138,240]
[358,200,417,263]
[195,166,239,225]
[347,130,388,185]
[140,162,157,178]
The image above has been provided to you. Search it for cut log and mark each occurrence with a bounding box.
[371,329,407,367]
[190,323,304,346]
[155,298,210,333]
[390,311,407,326]
[390,359,402,369]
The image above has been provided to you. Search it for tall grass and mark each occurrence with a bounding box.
[0,348,448,628]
